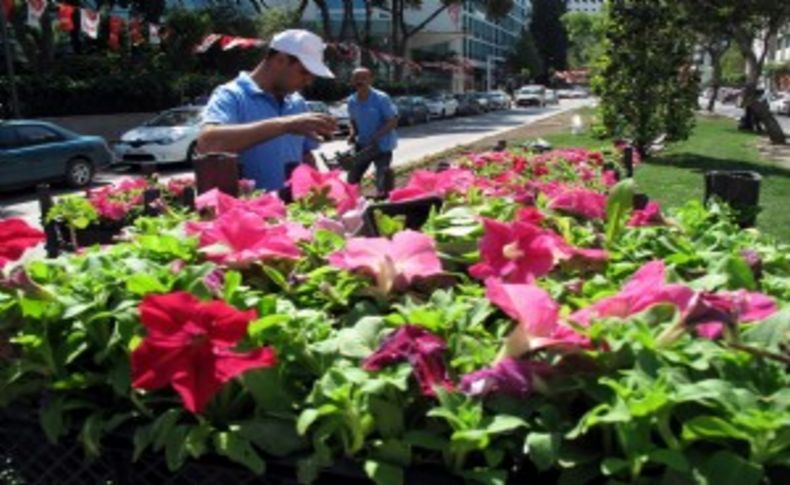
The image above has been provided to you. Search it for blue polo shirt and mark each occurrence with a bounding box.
[201,72,318,191]
[347,88,398,153]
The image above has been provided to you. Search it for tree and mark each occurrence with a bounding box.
[380,0,514,80]
[561,10,606,70]
[529,0,568,82]
[593,0,699,158]
[256,6,300,41]
[507,30,543,84]
[679,0,789,143]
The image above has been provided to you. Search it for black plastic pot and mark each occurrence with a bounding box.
[194,153,240,196]
[704,170,762,228]
[359,196,444,237]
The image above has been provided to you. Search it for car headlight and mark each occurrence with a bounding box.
[156,133,187,145]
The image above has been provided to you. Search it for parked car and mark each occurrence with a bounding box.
[425,94,459,118]
[486,91,511,110]
[394,96,430,125]
[515,85,547,107]
[328,101,351,136]
[453,93,484,116]
[306,100,330,115]
[769,93,790,115]
[0,120,113,189]
[557,88,576,99]
[114,106,202,166]
[470,92,492,111]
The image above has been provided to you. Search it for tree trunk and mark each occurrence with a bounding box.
[339,0,352,41]
[314,0,333,41]
[738,36,786,144]
[361,0,372,65]
[390,0,400,82]
[706,48,723,113]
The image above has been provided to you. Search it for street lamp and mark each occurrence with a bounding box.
[0,3,20,118]
[486,54,504,92]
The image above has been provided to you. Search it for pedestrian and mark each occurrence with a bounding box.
[197,29,337,191]
[346,67,399,198]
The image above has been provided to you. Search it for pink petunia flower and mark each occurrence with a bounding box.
[388,168,476,202]
[548,187,607,220]
[628,201,665,227]
[290,164,359,214]
[328,230,443,294]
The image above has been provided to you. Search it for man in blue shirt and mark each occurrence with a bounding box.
[346,67,399,197]
[198,29,337,191]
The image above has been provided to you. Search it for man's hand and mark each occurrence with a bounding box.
[284,113,337,139]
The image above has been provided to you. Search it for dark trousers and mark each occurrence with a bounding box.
[347,146,393,196]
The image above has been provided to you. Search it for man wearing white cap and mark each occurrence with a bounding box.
[198,29,337,191]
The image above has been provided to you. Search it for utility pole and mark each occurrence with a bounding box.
[0,2,20,118]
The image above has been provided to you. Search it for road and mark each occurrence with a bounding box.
[0,99,592,226]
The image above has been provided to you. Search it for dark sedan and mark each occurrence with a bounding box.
[394,96,430,126]
[0,120,113,189]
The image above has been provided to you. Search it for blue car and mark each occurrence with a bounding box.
[0,120,114,189]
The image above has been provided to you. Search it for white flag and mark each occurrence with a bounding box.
[26,0,47,29]
[81,8,100,39]
[149,24,161,45]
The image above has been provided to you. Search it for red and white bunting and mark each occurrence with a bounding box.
[26,0,46,29]
[194,33,222,53]
[130,17,144,45]
[220,35,265,51]
[58,3,76,32]
[80,8,100,39]
[2,0,13,18]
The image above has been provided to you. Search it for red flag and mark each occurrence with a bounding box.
[108,16,124,50]
[130,17,144,46]
[80,8,100,39]
[2,0,13,18]
[58,3,76,32]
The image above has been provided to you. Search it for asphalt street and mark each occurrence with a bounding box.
[0,99,592,227]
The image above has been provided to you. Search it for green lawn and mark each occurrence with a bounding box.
[544,115,790,242]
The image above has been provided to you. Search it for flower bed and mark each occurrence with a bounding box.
[1,151,788,484]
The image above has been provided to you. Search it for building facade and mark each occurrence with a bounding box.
[300,0,532,92]
[566,0,605,14]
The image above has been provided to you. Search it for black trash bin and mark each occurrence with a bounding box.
[704,170,762,228]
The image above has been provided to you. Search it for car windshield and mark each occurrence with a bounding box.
[145,109,201,127]
[520,87,543,94]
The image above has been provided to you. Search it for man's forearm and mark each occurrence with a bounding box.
[197,118,288,154]
[371,118,398,144]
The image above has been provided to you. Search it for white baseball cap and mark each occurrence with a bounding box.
[270,29,335,79]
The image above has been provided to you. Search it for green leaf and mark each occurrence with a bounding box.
[152,409,182,452]
[459,468,508,485]
[297,408,321,436]
[648,449,688,473]
[336,317,384,358]
[741,307,790,352]
[214,431,266,475]
[365,459,404,485]
[682,415,750,443]
[600,457,629,476]
[80,413,103,457]
[165,425,190,471]
[261,265,290,292]
[39,397,65,444]
[525,432,561,471]
[723,255,757,291]
[696,450,763,485]
[126,273,168,296]
[374,211,406,237]
[370,397,404,438]
[237,418,305,457]
[184,423,213,459]
[371,439,411,467]
[605,178,635,246]
[486,415,527,434]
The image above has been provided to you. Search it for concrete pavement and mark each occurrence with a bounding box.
[0,99,592,227]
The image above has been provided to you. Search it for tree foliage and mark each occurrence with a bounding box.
[529,0,568,81]
[561,11,606,70]
[507,29,543,83]
[593,0,699,157]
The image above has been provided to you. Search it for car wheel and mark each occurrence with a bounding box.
[65,157,94,188]
[186,142,198,165]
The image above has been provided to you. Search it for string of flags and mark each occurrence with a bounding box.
[10,1,477,72]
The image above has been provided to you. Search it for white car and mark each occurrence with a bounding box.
[329,102,351,136]
[769,93,790,115]
[114,106,202,165]
[515,85,546,107]
[545,89,559,105]
[425,94,459,118]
